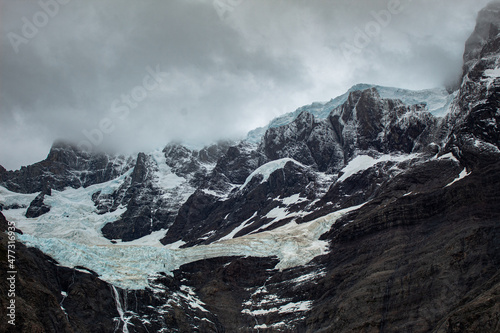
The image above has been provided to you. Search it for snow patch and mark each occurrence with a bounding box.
[254,324,269,329]
[438,152,459,163]
[484,67,500,78]
[265,206,289,220]
[201,187,235,201]
[150,150,186,190]
[0,187,38,209]
[482,67,500,88]
[249,207,304,235]
[241,158,305,189]
[218,212,257,241]
[278,301,313,314]
[445,169,471,187]
[280,194,306,206]
[173,286,209,312]
[164,240,186,249]
[338,154,417,183]
[115,229,167,247]
[288,269,326,285]
[242,301,313,316]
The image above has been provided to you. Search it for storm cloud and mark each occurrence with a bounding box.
[0,0,491,169]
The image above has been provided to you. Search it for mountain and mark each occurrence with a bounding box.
[246,84,455,144]
[1,2,500,332]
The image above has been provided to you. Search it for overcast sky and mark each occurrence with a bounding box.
[0,0,491,170]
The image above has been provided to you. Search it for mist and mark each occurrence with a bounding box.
[0,0,491,170]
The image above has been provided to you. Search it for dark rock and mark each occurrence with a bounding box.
[462,1,500,78]
[303,161,500,333]
[161,160,318,246]
[0,212,9,232]
[163,141,231,187]
[25,187,52,218]
[100,152,167,241]
[211,142,267,184]
[329,88,438,157]
[262,110,344,173]
[100,143,231,242]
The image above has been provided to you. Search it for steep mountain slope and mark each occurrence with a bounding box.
[159,87,441,247]
[1,2,500,332]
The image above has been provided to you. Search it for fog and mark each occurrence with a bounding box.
[0,0,491,169]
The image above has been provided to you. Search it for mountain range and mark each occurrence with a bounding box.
[1,2,500,332]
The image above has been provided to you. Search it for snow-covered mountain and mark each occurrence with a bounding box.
[1,2,500,332]
[246,84,455,144]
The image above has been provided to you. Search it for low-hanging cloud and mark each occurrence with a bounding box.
[0,0,491,169]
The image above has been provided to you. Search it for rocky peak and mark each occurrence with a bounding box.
[260,86,438,174]
[293,110,316,140]
[162,142,231,183]
[211,142,265,185]
[0,141,134,193]
[463,1,500,77]
[25,191,51,218]
[197,141,233,164]
[130,152,151,184]
[46,140,91,166]
[261,110,340,172]
[332,88,387,153]
[163,143,192,162]
[330,88,437,157]
[339,87,384,123]
[443,1,500,165]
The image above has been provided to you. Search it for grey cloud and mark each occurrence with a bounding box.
[0,0,492,169]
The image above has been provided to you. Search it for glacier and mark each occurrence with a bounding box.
[2,176,363,289]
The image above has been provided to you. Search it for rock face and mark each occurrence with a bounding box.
[99,143,230,241]
[308,161,500,333]
[462,1,500,78]
[1,3,500,332]
[329,88,438,156]
[100,152,169,241]
[25,187,51,218]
